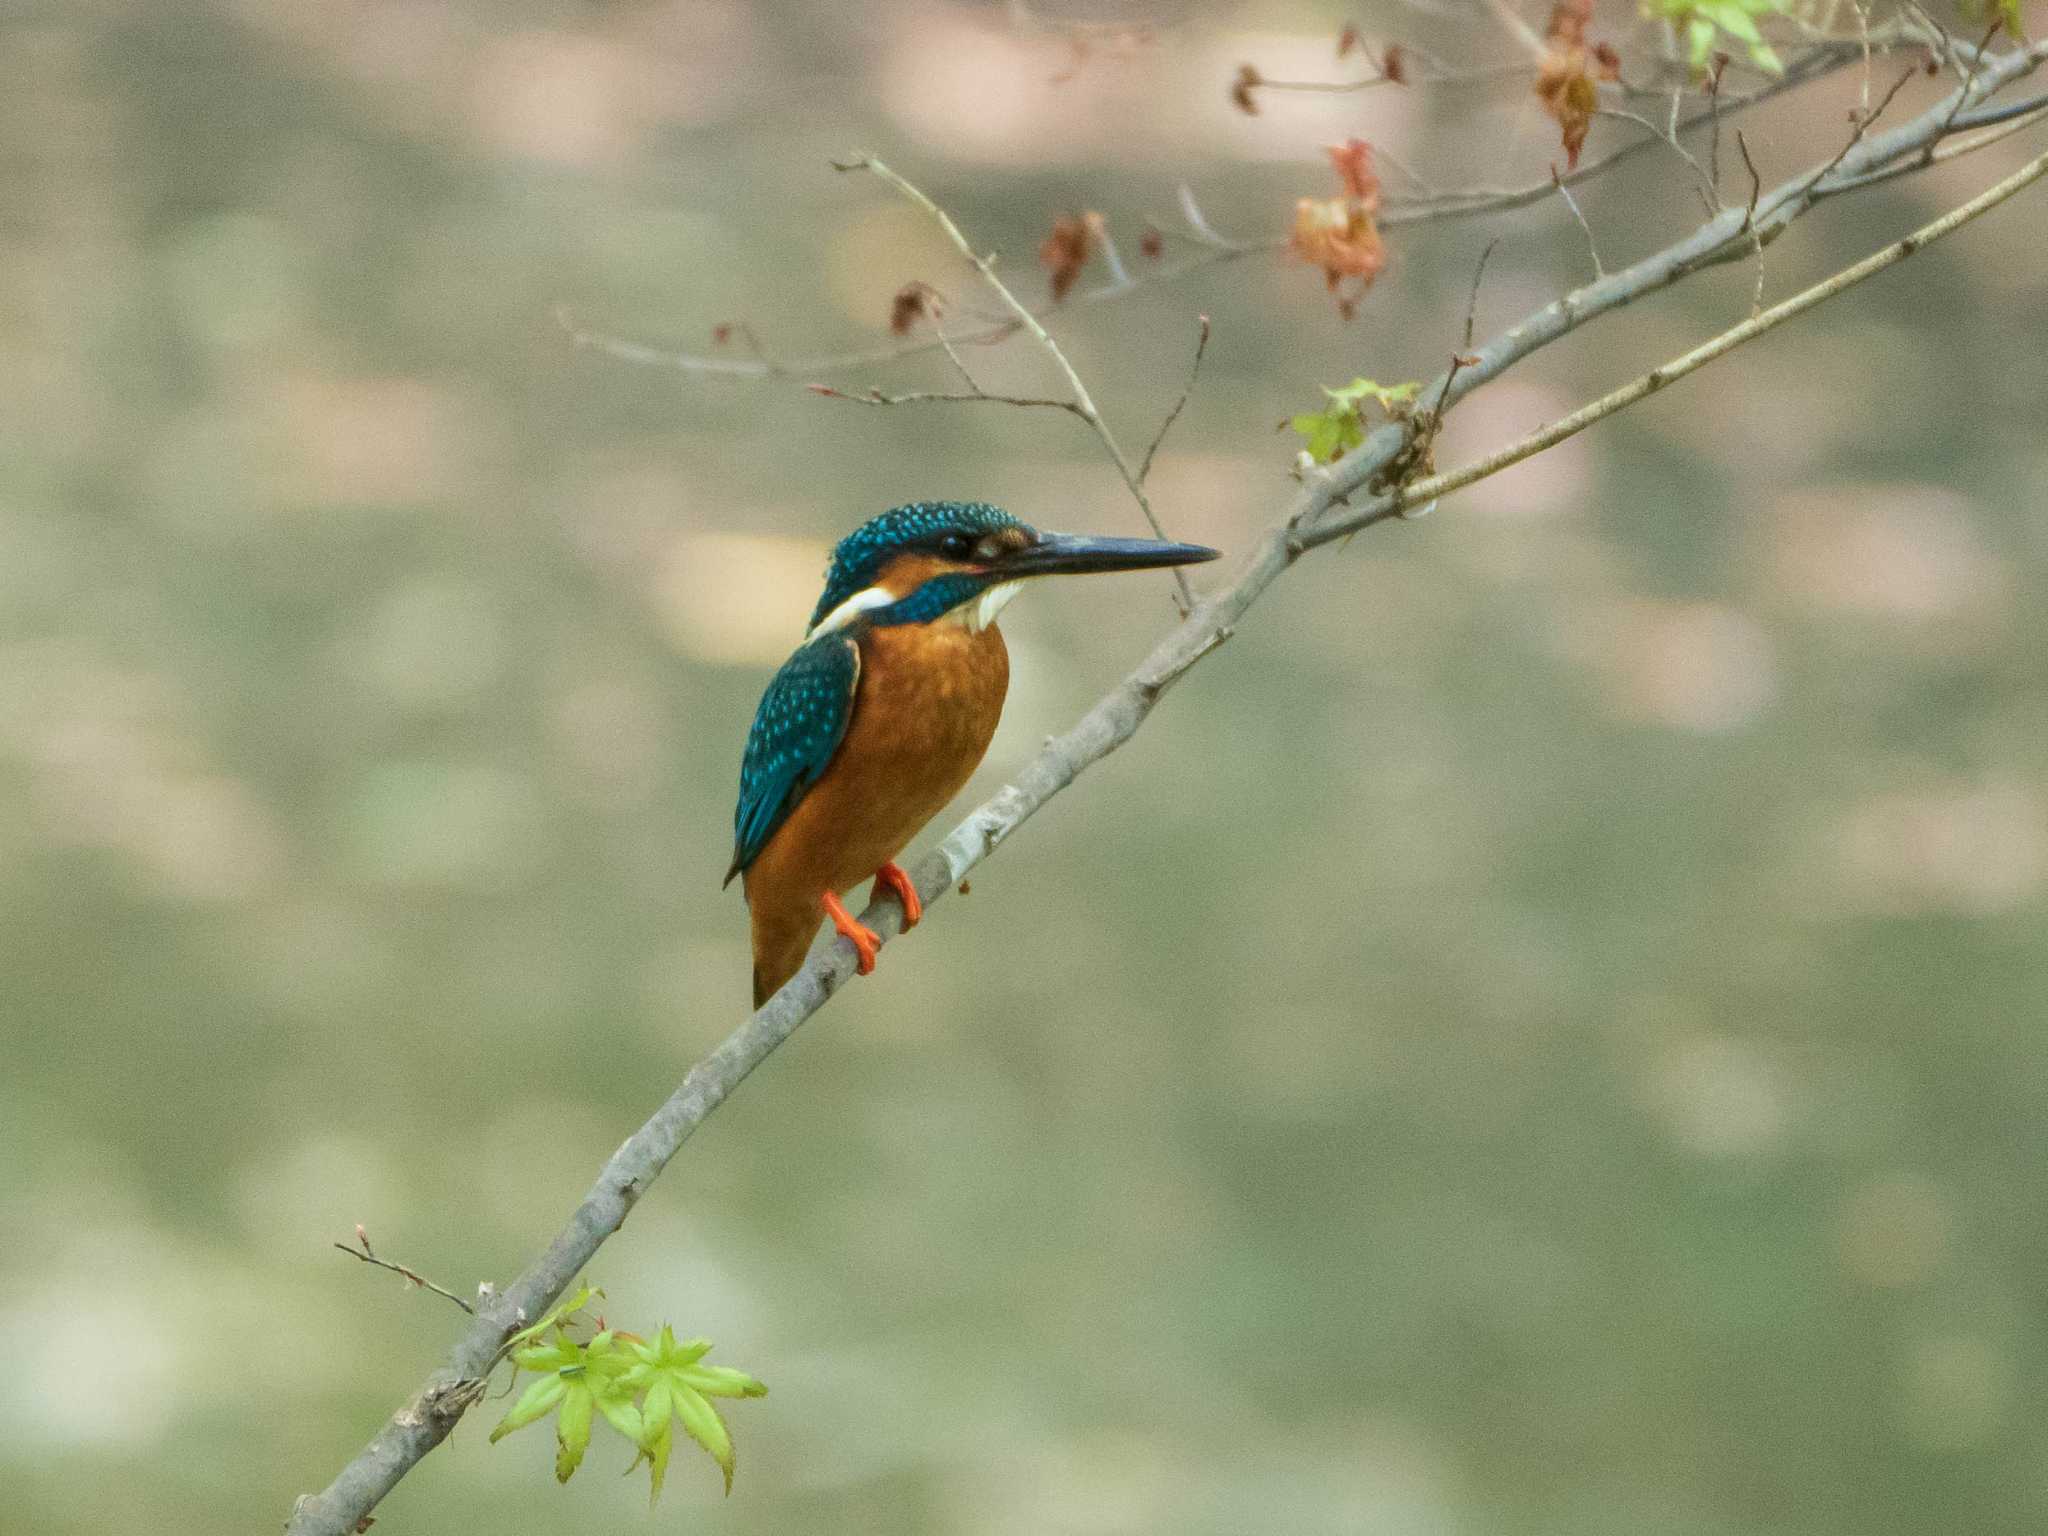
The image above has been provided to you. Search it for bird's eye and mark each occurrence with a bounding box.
[939,532,973,559]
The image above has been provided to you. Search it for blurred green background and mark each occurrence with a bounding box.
[5,1,2047,1531]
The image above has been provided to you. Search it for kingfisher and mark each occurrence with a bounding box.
[727,501,1218,1005]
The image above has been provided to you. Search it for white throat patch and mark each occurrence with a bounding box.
[947,580,1022,632]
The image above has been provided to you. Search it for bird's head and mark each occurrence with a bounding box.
[805,501,1219,639]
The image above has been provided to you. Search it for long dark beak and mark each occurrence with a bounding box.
[995,533,1221,579]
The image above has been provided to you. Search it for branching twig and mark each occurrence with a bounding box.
[285,42,2048,1536]
[834,154,1195,611]
[563,44,1864,387]
[1294,43,2048,549]
[1929,20,2007,157]
[1827,98,2048,191]
[1245,58,1529,96]
[1552,166,1607,277]
[1379,40,1859,220]
[333,1226,476,1316]
[1737,129,1768,314]
[1138,314,1211,486]
[1594,104,1721,213]
[808,384,1085,412]
[1792,59,1922,201]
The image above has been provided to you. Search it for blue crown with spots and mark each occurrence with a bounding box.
[808,502,1022,631]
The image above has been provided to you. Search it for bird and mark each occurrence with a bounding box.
[727,501,1219,1006]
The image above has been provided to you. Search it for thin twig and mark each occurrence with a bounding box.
[1708,56,1727,192]
[1479,0,1548,60]
[1400,238,1500,516]
[1853,0,1874,113]
[1175,183,1254,249]
[1138,314,1211,486]
[1930,20,2008,157]
[1373,143,1444,198]
[1792,60,1922,201]
[1247,58,1529,95]
[835,154,1195,611]
[1595,105,1722,213]
[560,303,1026,380]
[1461,241,1498,354]
[1096,224,1133,289]
[1552,166,1607,278]
[809,384,1085,412]
[333,1227,476,1315]
[1736,130,1768,315]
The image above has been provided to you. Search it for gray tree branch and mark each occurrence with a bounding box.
[285,37,2045,1536]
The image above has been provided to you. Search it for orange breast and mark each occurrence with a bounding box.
[742,620,1010,1000]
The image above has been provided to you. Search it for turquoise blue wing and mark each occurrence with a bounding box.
[725,634,861,885]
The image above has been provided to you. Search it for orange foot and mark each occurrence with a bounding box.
[874,861,922,929]
[821,890,880,976]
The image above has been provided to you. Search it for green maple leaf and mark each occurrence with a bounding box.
[489,1327,643,1483]
[1959,0,2026,39]
[498,1282,601,1356]
[619,1325,768,1500]
[1289,407,1364,464]
[1644,0,1787,73]
[1289,378,1421,465]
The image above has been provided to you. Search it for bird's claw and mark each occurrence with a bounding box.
[822,890,881,975]
[874,862,922,929]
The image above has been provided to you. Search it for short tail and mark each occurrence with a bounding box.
[752,906,822,1008]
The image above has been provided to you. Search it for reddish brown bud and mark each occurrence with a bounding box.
[1231,63,1261,114]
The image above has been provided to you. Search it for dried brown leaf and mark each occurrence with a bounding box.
[1290,138,1387,312]
[1535,33,1612,170]
[888,281,941,336]
[1231,63,1261,114]
[1038,213,1099,303]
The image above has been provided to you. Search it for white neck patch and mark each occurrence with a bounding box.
[808,578,1024,638]
[806,585,895,639]
[946,579,1023,632]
